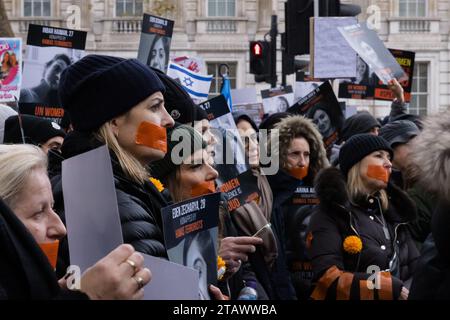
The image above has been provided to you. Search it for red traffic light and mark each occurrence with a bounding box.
[252,42,263,56]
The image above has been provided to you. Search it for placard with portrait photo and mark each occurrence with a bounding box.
[161,192,220,300]
[261,85,294,115]
[289,81,344,149]
[137,13,174,74]
[19,24,87,124]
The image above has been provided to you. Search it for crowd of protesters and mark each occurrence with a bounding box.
[1,52,450,301]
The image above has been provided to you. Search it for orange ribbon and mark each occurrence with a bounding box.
[367,165,390,183]
[135,121,167,154]
[39,240,59,270]
[288,165,309,180]
[191,181,216,197]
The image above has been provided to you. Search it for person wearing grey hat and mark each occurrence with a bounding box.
[307,133,419,300]
[379,120,420,173]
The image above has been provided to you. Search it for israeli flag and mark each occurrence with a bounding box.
[167,62,213,102]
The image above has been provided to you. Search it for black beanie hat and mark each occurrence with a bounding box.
[59,54,165,132]
[379,120,420,148]
[233,110,258,132]
[151,67,208,124]
[3,114,66,145]
[341,111,381,142]
[150,123,207,180]
[259,112,289,131]
[339,134,393,176]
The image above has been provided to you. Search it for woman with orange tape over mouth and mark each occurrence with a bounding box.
[0,144,151,299]
[52,55,175,275]
[151,124,265,300]
[266,115,329,300]
[308,134,419,300]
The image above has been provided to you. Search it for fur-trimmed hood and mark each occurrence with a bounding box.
[271,115,329,177]
[412,112,450,200]
[315,167,416,223]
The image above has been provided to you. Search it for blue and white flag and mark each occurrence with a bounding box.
[220,74,233,111]
[167,61,213,102]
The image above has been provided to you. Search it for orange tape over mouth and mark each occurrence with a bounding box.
[191,181,216,197]
[289,165,309,180]
[367,165,390,183]
[135,121,167,154]
[39,240,59,270]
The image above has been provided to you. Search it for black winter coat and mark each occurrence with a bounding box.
[0,198,87,300]
[53,131,168,273]
[409,200,450,299]
[266,170,299,300]
[307,167,419,300]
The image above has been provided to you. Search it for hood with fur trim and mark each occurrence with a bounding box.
[271,115,329,178]
[315,167,416,223]
[412,112,450,200]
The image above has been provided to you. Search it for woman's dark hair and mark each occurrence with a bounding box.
[147,36,170,68]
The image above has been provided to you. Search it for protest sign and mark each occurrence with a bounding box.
[289,81,344,149]
[338,22,407,85]
[19,24,86,124]
[339,49,415,102]
[62,145,122,272]
[161,192,220,300]
[231,87,262,127]
[261,85,294,115]
[199,95,261,211]
[0,38,22,103]
[137,13,174,73]
[310,17,357,79]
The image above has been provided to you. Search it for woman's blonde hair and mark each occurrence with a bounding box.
[0,144,47,207]
[347,161,389,210]
[94,122,148,184]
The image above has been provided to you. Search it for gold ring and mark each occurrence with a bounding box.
[133,276,145,289]
[126,259,137,273]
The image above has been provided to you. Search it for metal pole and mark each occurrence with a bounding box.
[281,33,287,87]
[269,14,277,88]
[314,0,319,17]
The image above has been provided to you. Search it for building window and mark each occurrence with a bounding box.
[409,62,428,116]
[116,0,143,17]
[206,62,237,98]
[208,0,236,17]
[23,0,51,17]
[399,0,426,17]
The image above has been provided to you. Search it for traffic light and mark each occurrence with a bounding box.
[285,0,361,55]
[249,40,271,82]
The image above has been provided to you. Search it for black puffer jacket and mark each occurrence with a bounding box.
[307,167,419,300]
[53,131,168,270]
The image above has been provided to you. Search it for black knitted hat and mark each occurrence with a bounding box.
[340,111,381,142]
[339,133,393,176]
[4,114,66,145]
[59,54,165,132]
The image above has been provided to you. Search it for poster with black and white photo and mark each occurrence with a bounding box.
[161,192,220,300]
[339,49,415,102]
[137,14,174,73]
[294,81,323,103]
[0,38,22,103]
[19,24,86,125]
[261,85,295,115]
[199,95,261,211]
[289,81,344,149]
[231,87,263,127]
[338,22,407,85]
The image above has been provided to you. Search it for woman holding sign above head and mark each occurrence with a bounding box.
[0,144,151,299]
[307,134,419,300]
[52,55,175,269]
[267,115,329,300]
